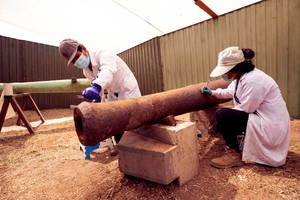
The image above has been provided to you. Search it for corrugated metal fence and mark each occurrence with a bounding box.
[120,0,300,118]
[119,37,164,95]
[1,0,299,117]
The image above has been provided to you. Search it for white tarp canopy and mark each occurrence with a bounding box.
[0,0,261,53]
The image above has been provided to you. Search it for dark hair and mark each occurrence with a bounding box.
[77,45,82,52]
[229,48,255,74]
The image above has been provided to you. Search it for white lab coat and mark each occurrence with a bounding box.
[212,68,290,167]
[83,50,141,101]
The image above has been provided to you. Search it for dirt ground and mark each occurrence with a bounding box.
[0,108,299,200]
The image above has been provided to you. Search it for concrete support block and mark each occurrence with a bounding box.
[189,104,232,136]
[189,106,219,136]
[118,121,200,186]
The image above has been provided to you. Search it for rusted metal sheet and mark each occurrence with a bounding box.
[74,79,230,146]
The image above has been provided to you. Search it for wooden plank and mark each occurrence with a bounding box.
[10,96,35,134]
[194,1,218,18]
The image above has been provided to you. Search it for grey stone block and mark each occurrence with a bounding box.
[118,121,200,186]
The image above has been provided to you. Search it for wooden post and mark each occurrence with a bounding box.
[0,93,45,135]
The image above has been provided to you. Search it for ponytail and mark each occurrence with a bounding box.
[230,48,255,74]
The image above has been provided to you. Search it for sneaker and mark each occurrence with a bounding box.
[110,145,118,156]
[211,152,243,169]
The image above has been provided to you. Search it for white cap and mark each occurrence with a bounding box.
[210,47,245,77]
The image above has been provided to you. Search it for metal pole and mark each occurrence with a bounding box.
[0,78,90,94]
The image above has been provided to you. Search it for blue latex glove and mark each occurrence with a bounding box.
[201,86,212,95]
[82,83,102,102]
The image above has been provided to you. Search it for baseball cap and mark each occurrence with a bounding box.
[210,47,245,77]
[59,38,80,66]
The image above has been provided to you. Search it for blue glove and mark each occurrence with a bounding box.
[80,143,100,159]
[82,83,102,102]
[201,86,212,95]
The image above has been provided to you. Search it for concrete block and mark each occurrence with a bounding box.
[190,106,218,136]
[118,132,177,185]
[118,121,200,186]
[189,105,232,136]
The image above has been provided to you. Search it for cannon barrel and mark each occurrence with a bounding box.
[0,78,90,94]
[74,79,230,146]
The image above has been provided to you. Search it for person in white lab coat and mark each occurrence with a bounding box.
[59,38,141,157]
[201,47,290,169]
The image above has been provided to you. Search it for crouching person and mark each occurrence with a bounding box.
[201,47,290,168]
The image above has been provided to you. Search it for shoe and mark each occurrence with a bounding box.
[211,150,243,169]
[110,145,118,156]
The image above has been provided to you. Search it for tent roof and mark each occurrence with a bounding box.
[0,0,261,53]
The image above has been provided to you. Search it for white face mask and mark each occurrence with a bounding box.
[221,74,234,82]
[74,54,90,69]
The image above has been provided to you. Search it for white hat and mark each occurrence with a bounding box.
[210,47,245,77]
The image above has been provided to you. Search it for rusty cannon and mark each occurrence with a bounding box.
[74,79,231,146]
[0,78,90,94]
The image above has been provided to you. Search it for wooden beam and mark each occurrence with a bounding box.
[194,0,218,18]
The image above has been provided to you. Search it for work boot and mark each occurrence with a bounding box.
[211,147,243,169]
[110,145,118,156]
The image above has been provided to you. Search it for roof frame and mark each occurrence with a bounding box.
[194,0,218,18]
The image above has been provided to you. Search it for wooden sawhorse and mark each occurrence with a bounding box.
[0,93,45,134]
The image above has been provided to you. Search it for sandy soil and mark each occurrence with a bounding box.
[0,108,299,200]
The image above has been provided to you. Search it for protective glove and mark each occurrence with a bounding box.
[201,86,212,95]
[82,83,102,102]
[80,143,100,159]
